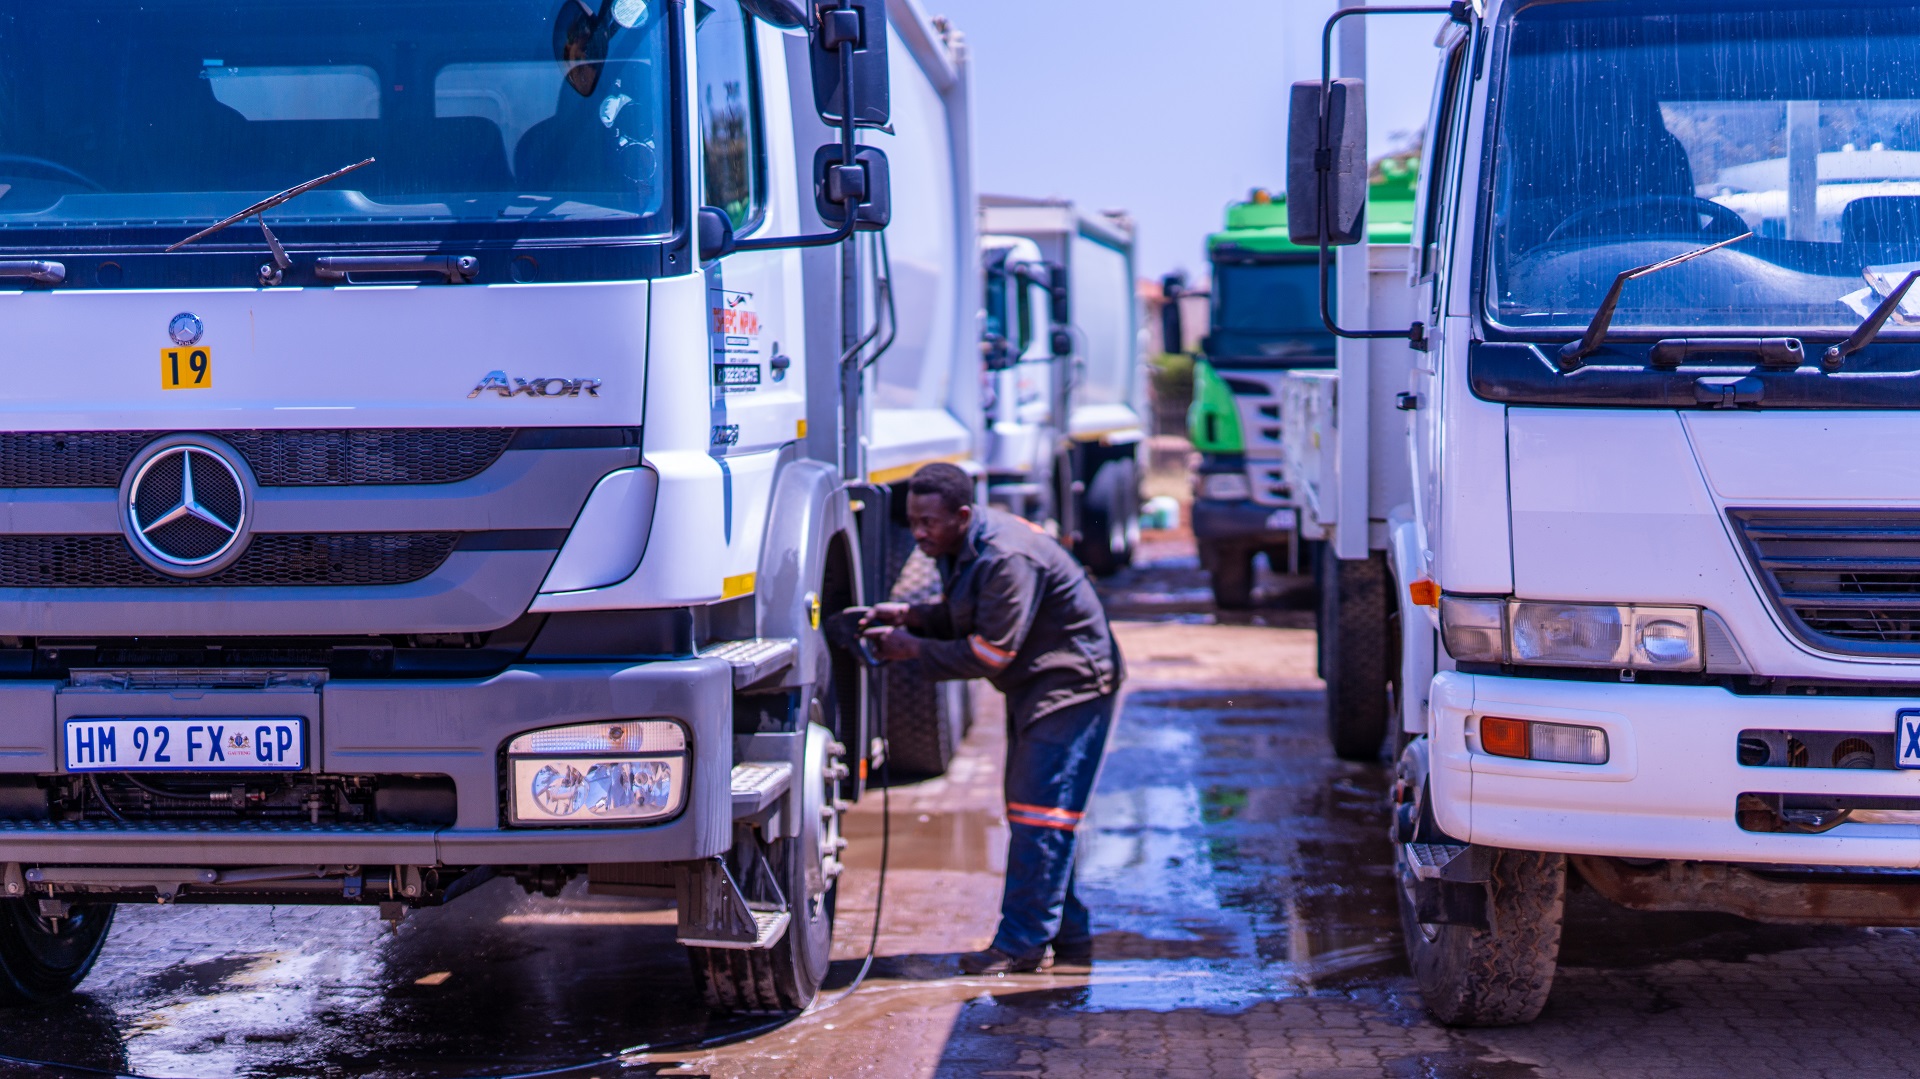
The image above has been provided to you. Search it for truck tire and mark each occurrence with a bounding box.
[879,540,965,777]
[691,718,842,1013]
[1319,544,1392,761]
[0,899,113,1004]
[1396,843,1566,1027]
[1076,458,1138,577]
[1204,540,1255,610]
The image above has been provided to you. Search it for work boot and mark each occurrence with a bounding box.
[958,946,1047,975]
[1050,937,1094,970]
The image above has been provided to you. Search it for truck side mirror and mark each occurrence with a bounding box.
[813,145,890,231]
[1287,77,1368,246]
[811,0,891,129]
[1049,265,1072,357]
[984,259,1012,368]
[1159,273,1185,354]
[697,206,736,262]
[740,0,807,28]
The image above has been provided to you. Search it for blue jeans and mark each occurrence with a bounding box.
[992,693,1117,957]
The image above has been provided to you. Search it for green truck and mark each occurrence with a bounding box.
[1170,163,1416,608]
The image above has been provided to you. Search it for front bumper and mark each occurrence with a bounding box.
[1191,498,1296,544]
[0,658,734,866]
[1431,672,1920,868]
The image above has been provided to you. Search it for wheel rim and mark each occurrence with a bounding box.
[800,708,843,947]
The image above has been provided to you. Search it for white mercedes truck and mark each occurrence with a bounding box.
[0,0,966,1014]
[1292,0,1920,1027]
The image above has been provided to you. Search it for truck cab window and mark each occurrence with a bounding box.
[695,0,765,231]
[1417,37,1470,282]
[0,1,674,279]
[1491,3,1920,333]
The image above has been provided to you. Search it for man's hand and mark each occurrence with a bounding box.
[862,602,913,628]
[864,625,923,661]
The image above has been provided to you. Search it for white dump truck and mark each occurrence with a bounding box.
[1290,0,1920,1027]
[871,198,1145,778]
[977,197,1147,576]
[0,0,972,1014]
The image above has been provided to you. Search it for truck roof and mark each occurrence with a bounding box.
[979,194,1136,249]
[1209,154,1419,256]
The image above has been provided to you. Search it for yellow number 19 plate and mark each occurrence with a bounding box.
[160,347,212,390]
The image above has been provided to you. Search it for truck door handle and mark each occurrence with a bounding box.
[1396,392,1421,411]
[314,255,478,283]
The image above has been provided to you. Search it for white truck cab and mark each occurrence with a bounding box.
[1291,0,1920,1026]
[0,0,971,1014]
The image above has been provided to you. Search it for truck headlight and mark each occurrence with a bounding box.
[1198,472,1252,501]
[1440,597,1703,672]
[1439,595,1506,663]
[507,720,687,825]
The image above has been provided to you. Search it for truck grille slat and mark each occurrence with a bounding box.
[1731,509,1920,653]
[0,429,514,487]
[0,534,461,587]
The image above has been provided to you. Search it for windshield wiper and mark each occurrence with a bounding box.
[1556,231,1751,372]
[166,158,375,285]
[1823,269,1920,371]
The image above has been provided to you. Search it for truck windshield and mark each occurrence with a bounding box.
[1490,2,1920,334]
[1208,259,1335,363]
[0,1,672,247]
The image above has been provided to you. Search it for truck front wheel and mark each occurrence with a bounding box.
[0,899,114,1004]
[1396,840,1565,1027]
[1202,539,1255,610]
[1076,458,1138,577]
[880,541,966,777]
[1319,545,1392,761]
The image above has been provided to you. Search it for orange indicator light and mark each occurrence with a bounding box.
[1480,717,1531,760]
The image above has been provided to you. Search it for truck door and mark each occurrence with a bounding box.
[699,0,806,456]
[1409,29,1473,545]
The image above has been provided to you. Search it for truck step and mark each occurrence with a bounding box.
[1406,842,1470,881]
[731,761,793,819]
[700,637,798,689]
[681,909,790,951]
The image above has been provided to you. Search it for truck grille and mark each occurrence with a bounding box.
[1730,509,1920,653]
[0,429,514,487]
[0,534,461,587]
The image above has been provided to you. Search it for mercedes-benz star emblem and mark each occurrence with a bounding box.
[121,439,250,576]
[168,313,204,346]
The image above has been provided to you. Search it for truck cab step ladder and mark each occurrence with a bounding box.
[1406,842,1470,881]
[700,637,798,689]
[730,761,793,819]
[676,855,791,951]
[682,909,791,951]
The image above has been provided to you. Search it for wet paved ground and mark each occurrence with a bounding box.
[10,540,1920,1076]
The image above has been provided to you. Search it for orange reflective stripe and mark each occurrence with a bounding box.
[1007,812,1078,831]
[969,635,1014,669]
[1007,801,1083,821]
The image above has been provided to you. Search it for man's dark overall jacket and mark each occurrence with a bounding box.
[908,507,1123,726]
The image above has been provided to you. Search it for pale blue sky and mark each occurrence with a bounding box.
[928,1,1449,283]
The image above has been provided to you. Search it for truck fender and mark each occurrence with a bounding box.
[756,457,860,689]
[1387,510,1437,736]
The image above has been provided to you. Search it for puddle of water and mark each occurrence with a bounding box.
[1063,687,1405,1013]
[843,807,1007,876]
